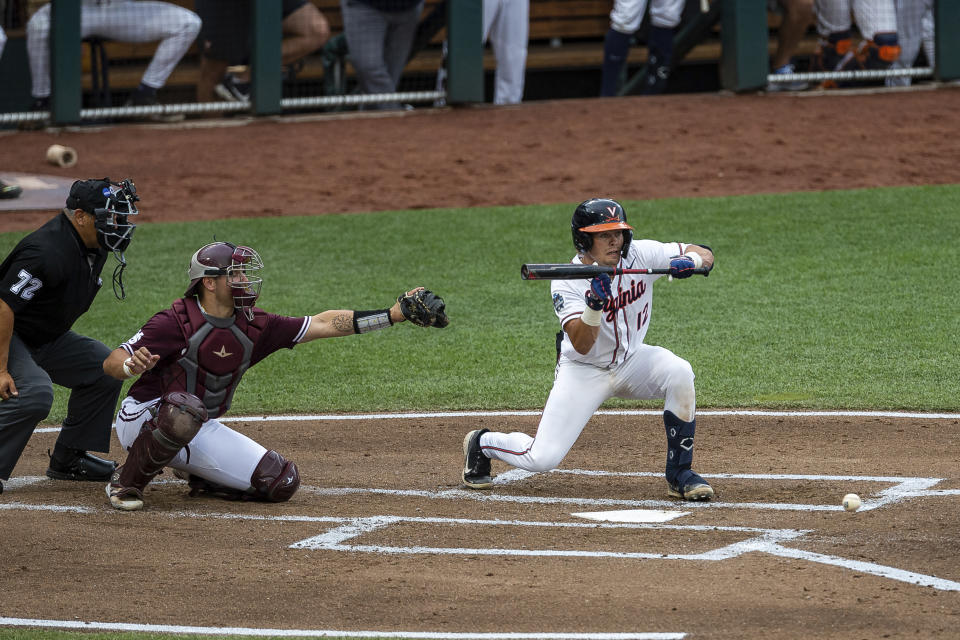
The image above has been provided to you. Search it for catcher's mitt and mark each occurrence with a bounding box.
[398,288,449,328]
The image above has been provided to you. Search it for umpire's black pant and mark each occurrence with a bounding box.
[0,331,122,480]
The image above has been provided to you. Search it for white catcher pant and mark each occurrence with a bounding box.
[483,344,695,472]
[610,0,685,34]
[27,0,201,98]
[815,0,897,40]
[115,396,267,491]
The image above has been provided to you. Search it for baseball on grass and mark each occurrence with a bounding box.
[842,493,861,512]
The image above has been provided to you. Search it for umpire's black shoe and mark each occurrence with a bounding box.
[0,181,22,199]
[46,447,116,482]
[462,429,493,489]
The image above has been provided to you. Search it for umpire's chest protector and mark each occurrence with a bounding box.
[170,298,266,418]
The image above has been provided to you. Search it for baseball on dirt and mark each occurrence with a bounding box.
[842,493,861,512]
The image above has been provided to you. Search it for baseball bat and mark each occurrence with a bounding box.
[520,263,710,280]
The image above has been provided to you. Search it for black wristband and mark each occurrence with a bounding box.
[353,309,394,334]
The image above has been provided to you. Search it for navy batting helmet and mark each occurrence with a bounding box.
[571,198,633,257]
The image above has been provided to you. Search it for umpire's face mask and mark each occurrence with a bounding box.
[93,180,140,299]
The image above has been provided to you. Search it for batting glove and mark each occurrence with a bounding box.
[669,255,697,278]
[585,273,612,310]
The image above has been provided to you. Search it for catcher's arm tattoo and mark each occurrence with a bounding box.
[301,305,405,343]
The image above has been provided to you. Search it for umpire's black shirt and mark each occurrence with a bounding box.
[0,212,107,348]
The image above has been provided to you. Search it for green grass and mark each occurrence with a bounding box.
[2,185,959,640]
[2,184,958,425]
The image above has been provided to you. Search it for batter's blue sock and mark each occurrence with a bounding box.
[601,29,632,97]
[663,410,697,487]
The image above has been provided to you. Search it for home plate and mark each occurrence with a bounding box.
[572,509,690,523]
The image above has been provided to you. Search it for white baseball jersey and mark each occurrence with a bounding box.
[27,0,201,98]
[551,239,687,368]
[815,0,898,40]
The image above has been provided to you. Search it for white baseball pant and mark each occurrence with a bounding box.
[115,396,268,492]
[815,0,898,40]
[610,0,685,34]
[482,344,695,472]
[484,0,529,104]
[886,0,934,86]
[27,0,201,98]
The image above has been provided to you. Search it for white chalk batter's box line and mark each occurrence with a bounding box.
[4,490,955,593]
[0,619,686,640]
[5,470,960,592]
[31,408,960,433]
[305,469,960,513]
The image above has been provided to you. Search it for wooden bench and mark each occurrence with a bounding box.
[60,0,817,95]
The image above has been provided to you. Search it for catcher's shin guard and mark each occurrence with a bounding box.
[108,392,207,510]
[663,410,713,501]
[250,450,300,502]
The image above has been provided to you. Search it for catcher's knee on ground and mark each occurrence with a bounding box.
[251,450,300,502]
[181,450,300,502]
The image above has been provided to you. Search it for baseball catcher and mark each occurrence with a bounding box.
[103,241,448,511]
[462,198,716,501]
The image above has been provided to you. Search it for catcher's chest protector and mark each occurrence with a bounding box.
[171,298,266,418]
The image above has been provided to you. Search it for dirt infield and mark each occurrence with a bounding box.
[1,87,960,639]
[0,86,959,231]
[4,412,960,639]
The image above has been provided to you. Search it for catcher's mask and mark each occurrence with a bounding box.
[571,198,633,258]
[184,242,263,320]
[65,177,140,299]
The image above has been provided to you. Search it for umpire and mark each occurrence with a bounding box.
[0,178,140,494]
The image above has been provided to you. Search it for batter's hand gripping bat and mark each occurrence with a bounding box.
[520,263,711,280]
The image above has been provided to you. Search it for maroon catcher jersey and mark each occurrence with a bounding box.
[120,297,309,417]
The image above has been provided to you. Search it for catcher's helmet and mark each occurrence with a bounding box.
[571,198,633,257]
[185,242,263,320]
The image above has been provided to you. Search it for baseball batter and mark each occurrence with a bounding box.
[811,0,901,77]
[462,198,716,501]
[601,0,686,96]
[104,241,449,511]
[26,0,201,106]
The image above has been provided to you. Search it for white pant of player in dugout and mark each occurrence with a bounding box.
[435,0,528,105]
[480,344,695,474]
[26,0,200,98]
